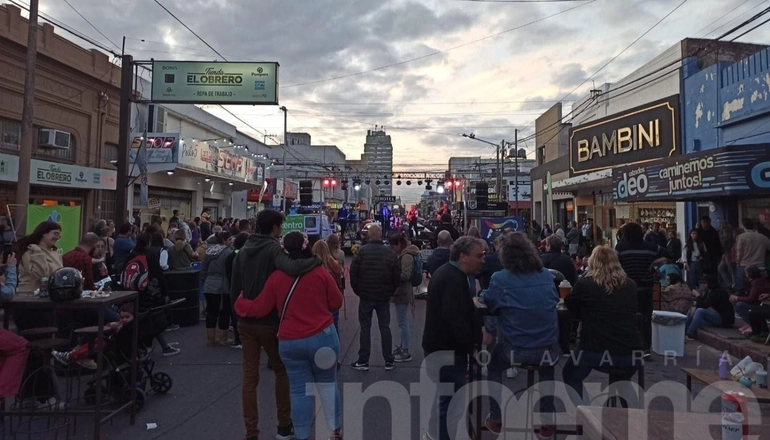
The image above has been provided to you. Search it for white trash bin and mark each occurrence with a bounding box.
[651,310,688,357]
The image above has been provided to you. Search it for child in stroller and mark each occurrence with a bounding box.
[82,301,177,411]
[52,303,135,370]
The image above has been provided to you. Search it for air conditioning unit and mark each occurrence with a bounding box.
[39,129,71,149]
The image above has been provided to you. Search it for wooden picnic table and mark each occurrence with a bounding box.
[577,406,770,440]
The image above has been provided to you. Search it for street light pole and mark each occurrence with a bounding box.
[280,106,287,214]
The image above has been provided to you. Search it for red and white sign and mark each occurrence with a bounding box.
[129,133,179,164]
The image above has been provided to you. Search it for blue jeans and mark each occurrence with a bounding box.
[686,308,722,337]
[424,352,467,440]
[735,301,755,325]
[278,325,342,439]
[394,303,410,350]
[687,261,702,289]
[487,342,560,424]
[331,309,340,337]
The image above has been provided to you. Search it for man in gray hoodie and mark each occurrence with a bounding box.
[230,209,320,440]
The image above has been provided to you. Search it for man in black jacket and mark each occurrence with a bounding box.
[616,222,664,358]
[230,209,320,440]
[541,235,578,285]
[350,225,400,371]
[423,236,485,440]
[427,230,453,275]
[434,213,460,242]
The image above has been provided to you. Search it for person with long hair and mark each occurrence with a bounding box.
[167,229,196,271]
[467,226,489,253]
[235,231,343,440]
[312,240,343,335]
[202,232,234,347]
[730,265,769,333]
[122,233,180,356]
[684,229,709,290]
[480,232,559,437]
[562,246,642,406]
[16,221,62,294]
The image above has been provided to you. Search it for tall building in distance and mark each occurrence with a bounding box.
[363,128,393,196]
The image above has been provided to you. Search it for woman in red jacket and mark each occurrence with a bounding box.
[235,231,344,440]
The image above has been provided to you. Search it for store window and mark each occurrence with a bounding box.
[0,118,20,150]
[95,190,116,222]
[103,143,118,164]
[155,106,166,132]
[742,198,770,227]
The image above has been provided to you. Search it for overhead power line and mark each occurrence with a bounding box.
[61,0,120,51]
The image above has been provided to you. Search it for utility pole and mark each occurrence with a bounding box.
[280,106,288,214]
[16,0,39,229]
[495,141,501,202]
[514,129,519,217]
[501,139,506,203]
[115,55,133,224]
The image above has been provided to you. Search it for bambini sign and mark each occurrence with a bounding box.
[612,145,770,201]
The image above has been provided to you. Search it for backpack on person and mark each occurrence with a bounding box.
[122,254,150,292]
[411,255,423,287]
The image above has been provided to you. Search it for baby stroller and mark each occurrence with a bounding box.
[82,300,182,411]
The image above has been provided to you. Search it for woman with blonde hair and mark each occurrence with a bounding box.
[562,245,642,406]
[312,240,343,336]
[467,226,490,253]
[326,234,346,292]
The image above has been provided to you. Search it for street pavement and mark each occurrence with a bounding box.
[33,273,766,440]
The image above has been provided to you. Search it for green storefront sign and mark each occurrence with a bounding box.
[26,205,82,255]
[281,215,306,236]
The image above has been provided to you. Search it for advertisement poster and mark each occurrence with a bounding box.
[129,133,179,164]
[281,215,306,236]
[151,61,279,105]
[612,144,770,201]
[26,205,82,255]
[480,216,525,243]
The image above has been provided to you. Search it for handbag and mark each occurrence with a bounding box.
[277,276,302,337]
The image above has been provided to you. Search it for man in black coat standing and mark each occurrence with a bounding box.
[422,236,485,440]
[427,230,453,276]
[350,225,400,371]
[541,235,578,285]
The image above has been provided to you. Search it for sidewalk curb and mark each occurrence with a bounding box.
[697,328,770,362]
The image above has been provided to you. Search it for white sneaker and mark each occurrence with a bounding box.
[506,368,518,379]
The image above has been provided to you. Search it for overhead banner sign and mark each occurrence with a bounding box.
[151,61,279,105]
[570,95,680,175]
[612,144,770,202]
[130,133,179,164]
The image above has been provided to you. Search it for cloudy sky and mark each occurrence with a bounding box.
[32,0,770,204]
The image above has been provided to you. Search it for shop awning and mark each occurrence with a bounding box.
[612,144,770,202]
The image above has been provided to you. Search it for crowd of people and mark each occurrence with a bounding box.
[2,206,770,439]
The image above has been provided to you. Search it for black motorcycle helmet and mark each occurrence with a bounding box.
[48,267,84,302]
